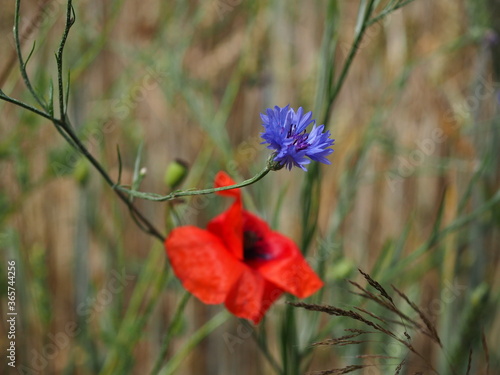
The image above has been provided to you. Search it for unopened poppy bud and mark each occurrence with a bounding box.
[73,158,90,186]
[329,258,354,280]
[164,159,189,189]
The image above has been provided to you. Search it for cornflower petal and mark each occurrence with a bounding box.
[260,105,335,171]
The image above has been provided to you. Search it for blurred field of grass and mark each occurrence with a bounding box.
[0,0,499,374]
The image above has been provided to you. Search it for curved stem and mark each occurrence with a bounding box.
[13,0,47,110]
[115,166,272,202]
[58,120,166,241]
[2,0,166,242]
[0,89,58,123]
[0,90,79,149]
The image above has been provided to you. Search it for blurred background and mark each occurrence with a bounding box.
[0,0,499,374]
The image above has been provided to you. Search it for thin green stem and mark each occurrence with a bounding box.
[13,0,47,110]
[53,3,164,241]
[325,0,376,124]
[55,0,75,119]
[0,89,57,123]
[115,166,272,202]
[58,120,166,241]
[149,292,191,375]
[2,0,166,242]
[368,0,417,26]
[240,320,283,375]
[0,89,79,148]
[158,311,230,375]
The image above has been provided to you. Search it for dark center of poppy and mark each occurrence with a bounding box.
[243,231,271,261]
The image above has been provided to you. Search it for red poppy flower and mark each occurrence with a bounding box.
[165,172,323,324]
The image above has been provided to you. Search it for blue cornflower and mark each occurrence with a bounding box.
[260,105,335,171]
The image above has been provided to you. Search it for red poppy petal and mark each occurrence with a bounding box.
[214,171,240,198]
[165,226,243,304]
[242,211,271,236]
[207,200,243,259]
[251,232,323,298]
[225,268,283,324]
[207,171,244,259]
[258,279,284,321]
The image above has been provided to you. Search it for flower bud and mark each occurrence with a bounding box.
[73,158,90,186]
[164,159,189,190]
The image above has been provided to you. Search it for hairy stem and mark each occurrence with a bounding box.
[2,0,166,242]
[115,166,271,202]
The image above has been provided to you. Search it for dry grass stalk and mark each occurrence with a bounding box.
[394,359,406,374]
[307,365,368,375]
[289,301,392,337]
[311,330,372,347]
[481,332,490,375]
[290,270,446,374]
[466,349,473,375]
[391,285,442,347]
[348,279,432,342]
[358,269,394,304]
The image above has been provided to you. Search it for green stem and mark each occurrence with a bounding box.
[2,1,166,242]
[59,120,166,241]
[115,166,272,202]
[368,0,417,26]
[241,320,283,375]
[149,292,191,375]
[325,0,376,124]
[0,89,59,123]
[13,0,47,110]
[55,0,75,119]
[158,311,230,375]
